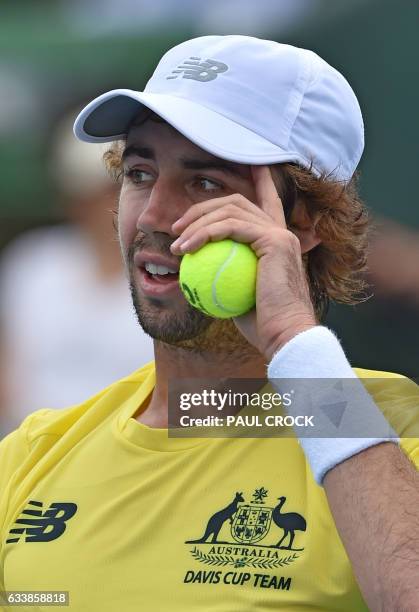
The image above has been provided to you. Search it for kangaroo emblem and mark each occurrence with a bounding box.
[186,492,244,544]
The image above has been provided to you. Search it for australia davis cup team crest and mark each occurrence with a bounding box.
[185,488,306,571]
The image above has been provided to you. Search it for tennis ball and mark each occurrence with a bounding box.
[179,239,258,318]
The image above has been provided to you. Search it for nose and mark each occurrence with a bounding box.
[136,178,188,237]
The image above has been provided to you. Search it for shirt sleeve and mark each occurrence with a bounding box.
[0,426,30,502]
[0,410,51,502]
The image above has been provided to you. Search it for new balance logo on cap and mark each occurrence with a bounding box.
[6,499,78,543]
[167,57,228,82]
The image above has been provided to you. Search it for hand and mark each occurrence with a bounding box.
[170,166,317,360]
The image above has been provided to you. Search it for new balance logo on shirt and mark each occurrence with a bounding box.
[167,57,228,82]
[6,500,77,543]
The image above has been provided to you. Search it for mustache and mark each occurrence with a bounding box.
[127,232,179,266]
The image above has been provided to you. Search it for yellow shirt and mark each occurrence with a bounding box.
[0,363,418,611]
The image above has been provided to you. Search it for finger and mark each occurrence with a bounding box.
[252,166,286,228]
[172,207,257,248]
[172,193,266,235]
[171,218,264,254]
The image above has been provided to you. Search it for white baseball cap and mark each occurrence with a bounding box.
[74,35,364,182]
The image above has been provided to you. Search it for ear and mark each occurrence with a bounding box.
[288,200,322,255]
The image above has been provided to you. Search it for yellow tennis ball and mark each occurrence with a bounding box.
[179,239,258,318]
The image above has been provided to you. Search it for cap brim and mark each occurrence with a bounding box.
[74,88,309,167]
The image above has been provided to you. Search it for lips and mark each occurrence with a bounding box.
[133,250,182,298]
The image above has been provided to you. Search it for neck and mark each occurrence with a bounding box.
[136,337,266,428]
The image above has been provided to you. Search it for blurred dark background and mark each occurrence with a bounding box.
[0,0,418,432]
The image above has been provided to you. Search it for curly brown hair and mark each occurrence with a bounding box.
[104,134,370,321]
[277,163,370,319]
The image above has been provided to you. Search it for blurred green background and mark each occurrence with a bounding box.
[1,0,418,377]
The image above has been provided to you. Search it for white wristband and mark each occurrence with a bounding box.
[267,326,398,485]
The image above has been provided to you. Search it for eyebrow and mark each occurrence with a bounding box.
[122,145,245,177]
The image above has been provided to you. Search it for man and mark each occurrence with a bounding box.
[0,36,418,611]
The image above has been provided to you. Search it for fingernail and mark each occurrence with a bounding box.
[179,239,190,252]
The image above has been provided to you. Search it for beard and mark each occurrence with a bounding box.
[127,233,256,356]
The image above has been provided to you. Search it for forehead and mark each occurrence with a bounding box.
[124,119,251,180]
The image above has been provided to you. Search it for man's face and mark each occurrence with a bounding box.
[118,118,260,350]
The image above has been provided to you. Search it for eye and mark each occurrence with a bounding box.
[195,177,223,193]
[124,168,153,185]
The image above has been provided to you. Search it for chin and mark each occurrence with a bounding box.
[130,282,213,345]
[129,282,256,356]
